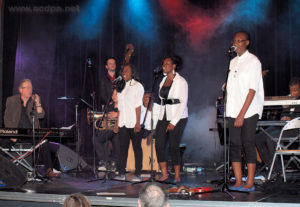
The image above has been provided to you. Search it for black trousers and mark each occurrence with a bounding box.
[119,127,142,175]
[155,118,187,165]
[95,130,120,163]
[228,114,258,164]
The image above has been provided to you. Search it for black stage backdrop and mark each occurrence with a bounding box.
[1,0,300,163]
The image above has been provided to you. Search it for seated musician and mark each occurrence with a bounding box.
[2,79,59,178]
[140,92,161,144]
[255,77,300,177]
[94,89,119,172]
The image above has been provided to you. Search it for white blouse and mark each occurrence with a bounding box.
[158,72,188,126]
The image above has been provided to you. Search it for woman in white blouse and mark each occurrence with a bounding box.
[114,64,144,181]
[155,56,188,183]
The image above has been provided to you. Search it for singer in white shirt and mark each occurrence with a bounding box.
[114,64,144,180]
[155,56,188,183]
[226,31,264,192]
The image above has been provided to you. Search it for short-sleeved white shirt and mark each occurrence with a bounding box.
[141,103,161,130]
[226,50,264,119]
[117,79,144,128]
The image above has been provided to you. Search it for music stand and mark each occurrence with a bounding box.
[57,97,92,172]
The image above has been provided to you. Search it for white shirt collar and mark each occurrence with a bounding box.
[237,50,249,61]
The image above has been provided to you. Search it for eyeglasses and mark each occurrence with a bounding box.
[232,39,247,44]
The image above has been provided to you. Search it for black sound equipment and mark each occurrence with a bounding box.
[0,154,26,188]
[56,144,87,172]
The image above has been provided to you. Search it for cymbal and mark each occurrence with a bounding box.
[57,96,81,100]
[57,97,93,108]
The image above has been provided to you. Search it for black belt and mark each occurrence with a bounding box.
[162,99,180,105]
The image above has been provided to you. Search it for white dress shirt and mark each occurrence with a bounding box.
[158,72,188,126]
[141,103,161,130]
[118,79,144,128]
[226,50,264,119]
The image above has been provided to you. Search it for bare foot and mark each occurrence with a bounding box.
[174,177,181,183]
[243,183,254,189]
[232,182,243,188]
[158,174,169,181]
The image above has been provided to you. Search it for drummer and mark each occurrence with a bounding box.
[94,57,120,172]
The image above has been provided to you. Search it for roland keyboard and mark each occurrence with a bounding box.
[264,96,300,106]
[0,128,74,139]
[257,120,287,127]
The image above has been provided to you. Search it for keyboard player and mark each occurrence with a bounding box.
[1,79,58,178]
[255,77,300,177]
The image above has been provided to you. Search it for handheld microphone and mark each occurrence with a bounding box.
[113,76,122,84]
[228,46,237,54]
[31,94,36,112]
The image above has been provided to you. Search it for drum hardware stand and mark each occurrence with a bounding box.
[90,91,98,179]
[133,69,174,186]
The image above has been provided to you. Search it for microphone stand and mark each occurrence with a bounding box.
[133,71,174,185]
[31,99,36,180]
[30,97,44,182]
[205,50,237,198]
[221,50,238,191]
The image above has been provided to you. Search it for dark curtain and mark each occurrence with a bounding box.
[2,0,300,160]
[1,0,20,126]
[0,0,4,126]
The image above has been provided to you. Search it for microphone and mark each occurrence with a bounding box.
[153,66,162,74]
[87,58,92,68]
[228,46,236,54]
[113,76,122,84]
[31,94,36,112]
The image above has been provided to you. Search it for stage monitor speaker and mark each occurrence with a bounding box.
[0,154,26,188]
[57,144,87,172]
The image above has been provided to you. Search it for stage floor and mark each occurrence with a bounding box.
[0,168,300,207]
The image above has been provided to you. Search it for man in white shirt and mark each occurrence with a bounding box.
[226,31,264,192]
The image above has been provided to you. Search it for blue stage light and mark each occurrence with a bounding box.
[69,0,109,40]
[224,0,271,27]
[123,0,158,43]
